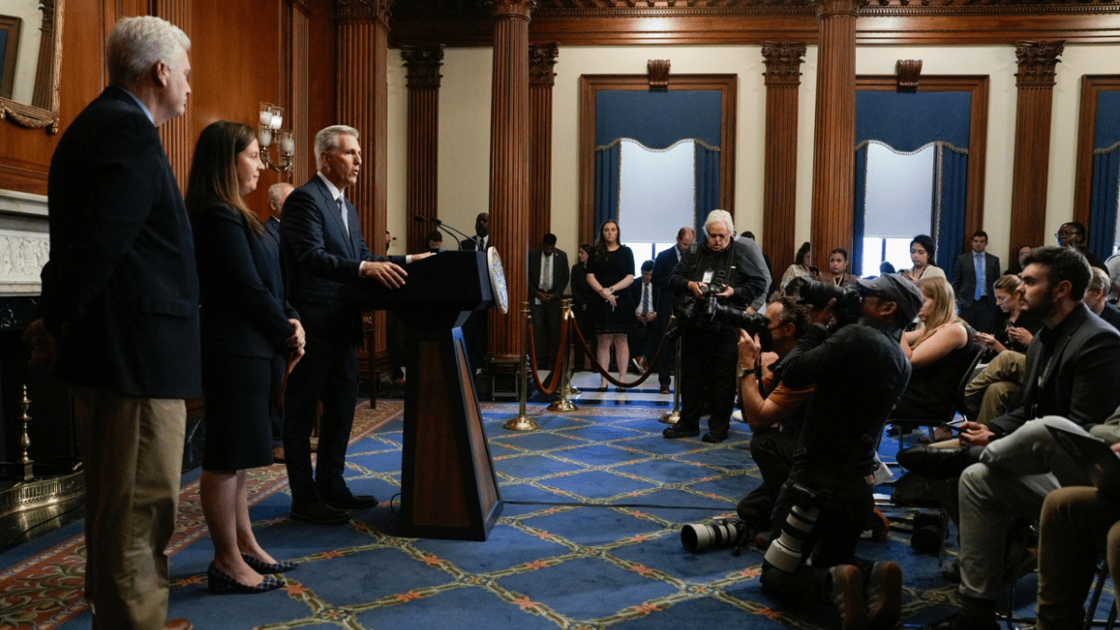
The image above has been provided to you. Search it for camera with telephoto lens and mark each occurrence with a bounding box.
[763,482,822,573]
[795,280,863,328]
[681,518,750,553]
[677,283,773,351]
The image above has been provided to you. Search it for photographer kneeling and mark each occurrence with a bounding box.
[663,210,769,443]
[760,274,921,630]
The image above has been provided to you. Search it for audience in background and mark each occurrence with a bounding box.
[951,231,1002,333]
[821,247,857,287]
[585,219,636,389]
[1084,266,1120,331]
[1057,221,1108,271]
[741,230,777,296]
[973,274,1041,356]
[1006,244,1033,276]
[569,243,596,371]
[901,234,945,283]
[528,233,569,370]
[651,227,696,394]
[779,241,817,292]
[629,260,659,373]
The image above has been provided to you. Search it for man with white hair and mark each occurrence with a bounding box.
[279,125,430,525]
[267,182,294,220]
[25,15,196,630]
[663,209,768,442]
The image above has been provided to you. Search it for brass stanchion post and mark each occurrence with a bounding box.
[660,336,682,424]
[505,302,539,431]
[20,385,34,481]
[548,299,577,412]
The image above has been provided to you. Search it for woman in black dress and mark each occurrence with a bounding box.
[585,220,635,389]
[570,243,596,371]
[187,121,305,593]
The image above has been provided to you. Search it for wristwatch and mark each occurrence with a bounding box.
[737,365,753,379]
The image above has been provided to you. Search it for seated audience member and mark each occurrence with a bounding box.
[973,274,1041,357]
[1006,244,1033,276]
[759,274,921,629]
[904,246,1120,630]
[1036,481,1120,630]
[891,277,972,428]
[822,248,857,287]
[901,234,946,283]
[629,260,659,372]
[1085,266,1120,331]
[1057,221,1108,271]
[779,241,817,292]
[734,295,813,538]
[951,231,1001,333]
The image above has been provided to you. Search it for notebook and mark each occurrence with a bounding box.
[1046,424,1120,501]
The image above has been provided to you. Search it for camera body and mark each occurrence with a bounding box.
[795,280,863,328]
[677,283,772,351]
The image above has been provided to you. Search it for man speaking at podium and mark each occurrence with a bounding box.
[280,125,430,524]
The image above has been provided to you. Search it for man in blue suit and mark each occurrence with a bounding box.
[26,16,197,630]
[650,227,694,393]
[280,125,430,525]
[951,231,1002,333]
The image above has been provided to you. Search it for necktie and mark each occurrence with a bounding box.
[542,253,552,292]
[338,197,349,234]
[975,253,984,301]
[642,283,651,316]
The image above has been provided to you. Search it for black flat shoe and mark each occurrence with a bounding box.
[323,492,378,510]
[702,432,728,443]
[291,501,350,524]
[663,425,700,439]
[206,562,284,594]
[241,553,297,574]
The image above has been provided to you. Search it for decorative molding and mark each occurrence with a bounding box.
[529,43,559,87]
[896,59,922,89]
[337,0,393,24]
[1015,40,1065,87]
[403,45,445,89]
[761,42,806,86]
[0,189,49,296]
[486,0,537,19]
[647,60,670,91]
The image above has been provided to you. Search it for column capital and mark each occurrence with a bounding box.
[1015,40,1065,88]
[403,44,445,89]
[336,0,392,24]
[487,0,534,20]
[529,43,560,87]
[761,42,806,87]
[814,0,864,20]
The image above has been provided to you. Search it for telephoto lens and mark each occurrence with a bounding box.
[680,518,747,553]
[763,503,821,573]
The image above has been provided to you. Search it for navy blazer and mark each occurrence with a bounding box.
[41,86,201,398]
[279,175,402,343]
[651,245,682,316]
[990,303,1120,436]
[192,201,298,358]
[951,250,1002,309]
[629,280,660,319]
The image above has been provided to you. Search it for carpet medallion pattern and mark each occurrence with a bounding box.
[0,399,1065,629]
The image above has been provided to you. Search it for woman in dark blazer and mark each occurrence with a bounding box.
[187,121,305,594]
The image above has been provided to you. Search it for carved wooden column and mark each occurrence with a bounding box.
[336,0,391,254]
[487,0,532,365]
[528,43,559,245]
[809,0,860,270]
[154,0,191,189]
[1008,40,1064,259]
[403,45,444,255]
[30,0,57,111]
[761,42,805,271]
[287,0,312,186]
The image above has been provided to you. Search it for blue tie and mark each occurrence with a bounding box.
[974,253,985,301]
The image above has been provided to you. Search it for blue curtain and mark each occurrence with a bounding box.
[1090,145,1120,257]
[936,146,969,272]
[595,141,622,230]
[853,144,869,275]
[695,142,721,235]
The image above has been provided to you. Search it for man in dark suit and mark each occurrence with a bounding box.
[461,212,490,251]
[24,16,197,630]
[923,246,1120,630]
[280,125,431,525]
[951,230,1002,333]
[528,233,569,369]
[629,260,659,373]
[460,212,490,369]
[266,182,294,463]
[650,227,695,393]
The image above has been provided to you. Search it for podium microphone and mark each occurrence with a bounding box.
[414,215,475,250]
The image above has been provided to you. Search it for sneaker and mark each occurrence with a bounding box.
[865,561,902,630]
[828,564,868,630]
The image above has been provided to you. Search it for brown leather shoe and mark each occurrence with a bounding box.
[165,619,193,630]
[659,385,670,394]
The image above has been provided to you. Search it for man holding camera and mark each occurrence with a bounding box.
[759,274,921,630]
[663,210,768,443]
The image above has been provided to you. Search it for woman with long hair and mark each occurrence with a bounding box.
[187,120,305,593]
[901,234,946,283]
[584,220,635,389]
[570,243,596,371]
[778,241,816,291]
[974,274,1041,355]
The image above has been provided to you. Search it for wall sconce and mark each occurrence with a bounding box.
[258,102,294,173]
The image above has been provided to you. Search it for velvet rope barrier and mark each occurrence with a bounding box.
[525,311,570,396]
[570,317,676,389]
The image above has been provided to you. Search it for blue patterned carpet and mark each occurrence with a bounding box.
[1,396,1083,629]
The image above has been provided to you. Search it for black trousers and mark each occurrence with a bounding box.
[737,429,798,530]
[679,326,738,435]
[530,299,563,369]
[283,334,359,505]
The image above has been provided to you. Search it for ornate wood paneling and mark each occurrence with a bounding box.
[1008,40,1064,261]
[404,44,444,254]
[809,0,860,270]
[1073,75,1120,232]
[761,41,805,273]
[156,0,191,191]
[488,0,533,363]
[528,42,559,244]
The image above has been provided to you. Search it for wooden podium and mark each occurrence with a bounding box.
[340,251,503,540]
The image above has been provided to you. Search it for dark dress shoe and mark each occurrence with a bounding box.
[206,562,284,594]
[241,553,297,573]
[702,432,728,443]
[926,612,999,630]
[164,620,193,630]
[324,492,378,510]
[659,385,671,394]
[897,444,977,480]
[291,501,349,524]
[663,425,700,439]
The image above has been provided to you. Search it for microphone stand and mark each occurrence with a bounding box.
[413,215,462,249]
